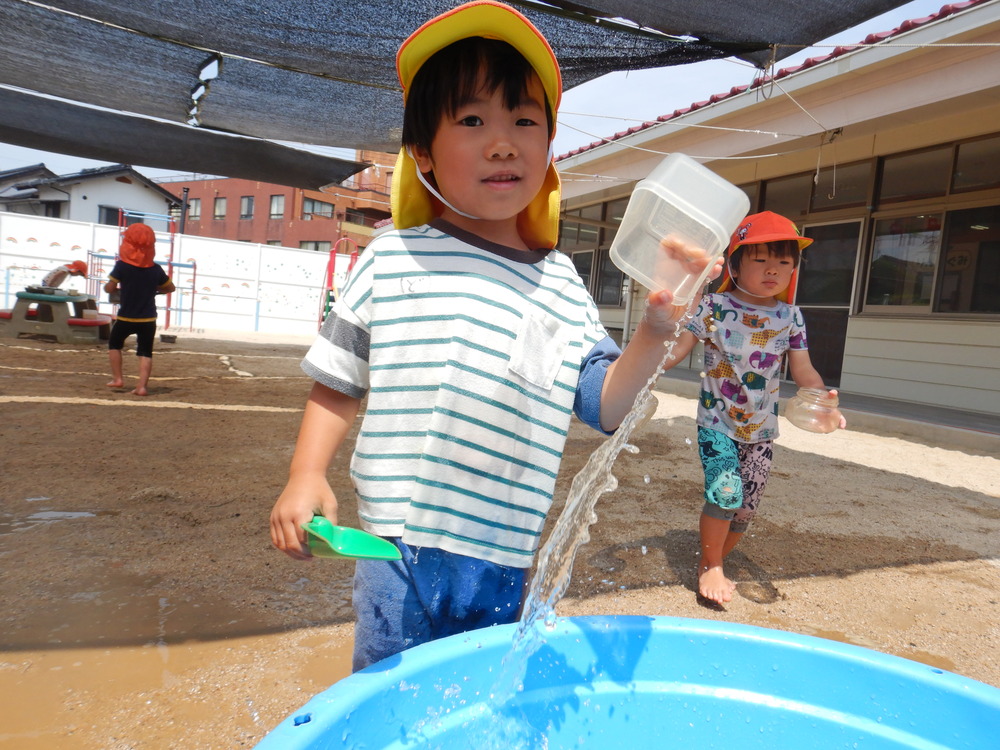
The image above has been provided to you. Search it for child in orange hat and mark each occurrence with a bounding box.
[269,0,718,670]
[661,210,845,606]
[39,259,88,290]
[104,223,175,396]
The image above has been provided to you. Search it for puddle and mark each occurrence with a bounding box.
[1,498,355,748]
[0,508,118,536]
[0,632,354,750]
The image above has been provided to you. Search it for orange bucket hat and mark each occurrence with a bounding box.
[118,223,157,268]
[391,0,563,249]
[717,211,813,303]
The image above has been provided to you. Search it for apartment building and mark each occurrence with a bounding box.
[160,150,394,254]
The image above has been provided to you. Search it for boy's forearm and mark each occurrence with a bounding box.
[288,383,361,478]
[598,317,673,431]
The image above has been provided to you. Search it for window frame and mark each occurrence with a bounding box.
[269,194,285,219]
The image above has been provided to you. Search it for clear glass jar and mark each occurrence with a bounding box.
[784,388,841,433]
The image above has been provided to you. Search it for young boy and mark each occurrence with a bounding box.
[269,1,715,670]
[104,222,175,396]
[662,210,845,606]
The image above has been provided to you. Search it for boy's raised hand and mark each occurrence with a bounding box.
[641,236,723,335]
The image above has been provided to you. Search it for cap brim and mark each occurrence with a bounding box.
[397,1,561,113]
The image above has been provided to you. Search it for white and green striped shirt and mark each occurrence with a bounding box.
[302,221,613,568]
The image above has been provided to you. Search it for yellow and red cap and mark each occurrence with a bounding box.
[391,0,562,249]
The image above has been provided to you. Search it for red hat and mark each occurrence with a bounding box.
[67,260,88,276]
[717,211,813,303]
[119,223,157,267]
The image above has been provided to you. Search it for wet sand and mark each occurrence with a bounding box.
[1,333,998,748]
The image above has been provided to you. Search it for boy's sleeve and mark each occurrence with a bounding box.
[573,335,621,434]
[300,246,375,399]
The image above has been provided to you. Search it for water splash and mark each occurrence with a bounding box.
[479,316,690,739]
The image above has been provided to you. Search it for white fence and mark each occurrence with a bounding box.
[0,213,356,337]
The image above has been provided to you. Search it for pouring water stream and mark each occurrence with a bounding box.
[477,315,691,738]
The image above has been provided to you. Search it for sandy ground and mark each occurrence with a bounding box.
[1,331,998,749]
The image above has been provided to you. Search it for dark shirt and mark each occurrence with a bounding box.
[109,261,169,321]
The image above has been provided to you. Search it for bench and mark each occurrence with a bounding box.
[0,291,112,344]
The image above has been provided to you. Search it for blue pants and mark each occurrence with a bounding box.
[351,539,527,672]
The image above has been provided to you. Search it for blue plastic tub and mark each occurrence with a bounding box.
[255,615,1000,749]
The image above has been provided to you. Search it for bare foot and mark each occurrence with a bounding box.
[131,386,149,396]
[106,380,124,388]
[698,564,735,605]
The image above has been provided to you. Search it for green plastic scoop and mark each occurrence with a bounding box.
[303,516,401,560]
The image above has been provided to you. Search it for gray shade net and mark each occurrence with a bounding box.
[1,0,913,187]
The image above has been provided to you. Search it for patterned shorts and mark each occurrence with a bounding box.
[697,427,773,533]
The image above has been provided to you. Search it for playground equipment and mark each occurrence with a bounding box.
[319,238,358,326]
[255,615,1000,749]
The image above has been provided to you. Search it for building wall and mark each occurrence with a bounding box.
[555,3,1000,417]
[0,212,356,336]
[161,151,394,254]
[30,175,177,224]
[842,318,1000,412]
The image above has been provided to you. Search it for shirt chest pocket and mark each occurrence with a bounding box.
[508,313,568,392]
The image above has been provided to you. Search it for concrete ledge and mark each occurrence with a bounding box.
[654,374,1000,457]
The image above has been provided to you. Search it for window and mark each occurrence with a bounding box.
[98,206,119,224]
[594,198,628,307]
[213,197,227,220]
[952,135,1000,193]
[299,240,332,252]
[302,198,334,218]
[810,161,872,212]
[269,194,285,219]
[561,200,626,306]
[738,182,759,212]
[762,173,812,220]
[187,198,201,220]
[266,239,282,246]
[936,205,1000,313]
[559,204,601,251]
[344,208,367,225]
[879,147,951,204]
[240,196,254,219]
[799,222,862,306]
[865,214,942,308]
[571,250,593,289]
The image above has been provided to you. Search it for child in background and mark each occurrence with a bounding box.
[269,0,716,670]
[40,259,88,290]
[661,211,846,606]
[104,223,175,396]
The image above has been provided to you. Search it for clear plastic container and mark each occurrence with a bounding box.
[785,388,842,433]
[610,152,750,305]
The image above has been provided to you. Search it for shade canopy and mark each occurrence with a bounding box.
[0,0,913,187]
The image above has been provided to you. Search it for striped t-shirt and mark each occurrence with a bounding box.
[302,221,614,568]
